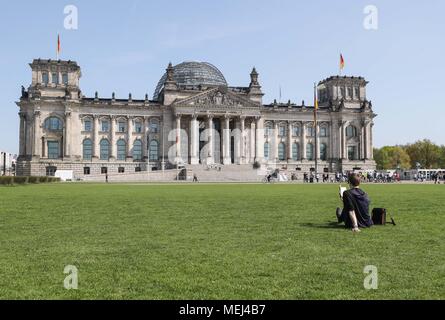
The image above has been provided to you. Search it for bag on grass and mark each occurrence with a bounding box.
[372,208,386,225]
[372,208,396,226]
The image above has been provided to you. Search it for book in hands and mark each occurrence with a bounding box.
[339,185,347,199]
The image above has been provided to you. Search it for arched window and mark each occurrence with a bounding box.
[346,125,357,137]
[133,140,143,161]
[278,142,286,161]
[320,143,327,161]
[149,140,159,161]
[100,139,110,160]
[44,117,63,131]
[264,142,270,160]
[83,139,93,160]
[292,143,299,161]
[320,127,328,137]
[117,139,126,161]
[306,143,314,160]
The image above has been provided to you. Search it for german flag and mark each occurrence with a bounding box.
[57,34,61,59]
[340,53,345,71]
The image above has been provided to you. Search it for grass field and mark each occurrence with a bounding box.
[0,183,443,300]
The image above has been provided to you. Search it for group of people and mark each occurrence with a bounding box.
[414,172,445,184]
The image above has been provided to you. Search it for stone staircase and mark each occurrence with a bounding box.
[185,164,265,182]
[80,169,179,183]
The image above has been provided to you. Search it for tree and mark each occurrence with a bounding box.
[439,146,445,169]
[404,140,441,169]
[374,146,411,170]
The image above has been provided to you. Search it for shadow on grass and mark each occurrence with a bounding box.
[299,222,346,230]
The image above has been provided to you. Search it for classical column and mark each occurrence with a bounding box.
[143,117,149,161]
[273,122,279,163]
[254,117,264,163]
[239,116,246,164]
[93,115,100,160]
[110,116,116,160]
[315,122,320,161]
[301,122,307,160]
[249,120,256,164]
[330,121,336,160]
[64,111,71,159]
[32,110,41,158]
[340,121,347,160]
[175,114,182,164]
[222,115,231,165]
[18,112,26,157]
[206,115,214,165]
[287,121,293,161]
[360,121,366,160]
[127,117,133,160]
[370,123,374,159]
[190,115,200,165]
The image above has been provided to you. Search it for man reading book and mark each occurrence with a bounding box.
[337,173,373,232]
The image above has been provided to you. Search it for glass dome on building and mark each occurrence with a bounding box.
[153,61,228,101]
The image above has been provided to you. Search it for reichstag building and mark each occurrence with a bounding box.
[16,59,376,177]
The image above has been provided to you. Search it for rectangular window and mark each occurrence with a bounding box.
[118,121,126,132]
[52,73,59,84]
[279,126,286,137]
[101,120,109,132]
[46,166,57,176]
[84,120,92,132]
[135,167,142,172]
[42,73,49,85]
[47,141,60,159]
[134,122,142,133]
[62,73,68,85]
[348,146,356,161]
[84,167,91,175]
[118,167,125,173]
[101,167,108,174]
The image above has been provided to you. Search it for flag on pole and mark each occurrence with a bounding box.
[313,84,318,126]
[339,53,345,72]
[57,34,61,59]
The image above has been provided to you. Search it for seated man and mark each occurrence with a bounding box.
[336,173,373,232]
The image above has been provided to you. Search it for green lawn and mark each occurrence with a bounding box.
[0,183,443,300]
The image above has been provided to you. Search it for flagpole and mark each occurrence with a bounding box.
[314,83,318,179]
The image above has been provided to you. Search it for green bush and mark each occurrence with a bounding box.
[0,176,61,186]
[13,176,29,184]
[39,176,49,183]
[0,176,14,185]
[28,176,40,183]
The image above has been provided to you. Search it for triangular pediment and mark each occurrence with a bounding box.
[172,87,260,109]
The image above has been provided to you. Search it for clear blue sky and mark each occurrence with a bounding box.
[1,0,444,153]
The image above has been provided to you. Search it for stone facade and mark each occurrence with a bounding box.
[16,59,376,177]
